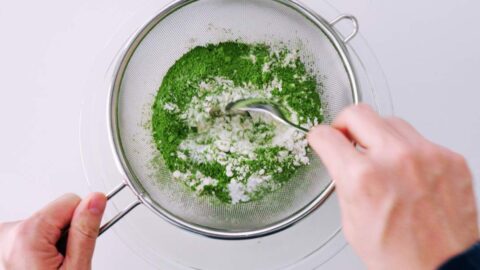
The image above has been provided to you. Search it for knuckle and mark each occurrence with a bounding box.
[63,193,81,201]
[352,161,377,180]
[347,161,386,200]
[30,211,57,231]
[420,144,444,163]
[337,104,368,121]
[385,116,400,121]
[72,222,99,240]
[386,116,406,126]
[452,153,468,166]
[391,142,419,163]
[451,153,472,176]
[335,108,353,123]
[386,143,427,180]
[432,147,469,172]
[348,103,370,115]
[16,218,37,236]
[375,135,392,150]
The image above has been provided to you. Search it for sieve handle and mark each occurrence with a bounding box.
[98,182,141,235]
[329,15,359,43]
[56,183,140,255]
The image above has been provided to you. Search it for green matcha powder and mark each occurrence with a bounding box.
[151,41,323,204]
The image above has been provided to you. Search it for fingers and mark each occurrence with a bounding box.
[333,104,394,148]
[309,105,423,192]
[32,194,81,243]
[63,192,106,270]
[307,125,362,187]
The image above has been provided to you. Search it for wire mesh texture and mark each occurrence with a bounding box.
[109,0,358,239]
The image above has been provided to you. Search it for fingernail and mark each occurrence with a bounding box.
[88,194,106,215]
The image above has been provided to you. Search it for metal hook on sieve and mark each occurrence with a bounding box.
[98,182,141,236]
[329,14,359,43]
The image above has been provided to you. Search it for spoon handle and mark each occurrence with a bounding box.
[290,123,309,134]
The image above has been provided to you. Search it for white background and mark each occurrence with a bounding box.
[0,0,479,269]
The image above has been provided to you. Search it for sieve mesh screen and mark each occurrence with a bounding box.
[113,0,355,236]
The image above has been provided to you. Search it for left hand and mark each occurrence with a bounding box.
[0,193,106,270]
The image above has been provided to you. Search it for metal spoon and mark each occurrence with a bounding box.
[225,99,309,133]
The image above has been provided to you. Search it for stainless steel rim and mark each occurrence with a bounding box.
[107,0,360,239]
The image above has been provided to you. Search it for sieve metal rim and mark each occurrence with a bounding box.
[103,0,360,239]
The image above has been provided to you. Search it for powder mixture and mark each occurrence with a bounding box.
[152,42,323,204]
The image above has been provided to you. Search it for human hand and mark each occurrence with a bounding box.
[0,193,107,270]
[307,104,478,270]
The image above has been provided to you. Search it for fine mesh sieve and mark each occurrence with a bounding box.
[102,0,359,239]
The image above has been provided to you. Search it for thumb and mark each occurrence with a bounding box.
[62,192,106,270]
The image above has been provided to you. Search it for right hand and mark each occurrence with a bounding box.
[307,104,478,270]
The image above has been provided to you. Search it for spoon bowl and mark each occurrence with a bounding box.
[226,99,309,133]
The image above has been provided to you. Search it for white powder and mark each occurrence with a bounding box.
[172,170,219,193]
[177,151,187,160]
[195,175,218,193]
[174,75,313,204]
[243,54,257,64]
[272,125,310,166]
[264,76,283,93]
[262,61,272,73]
[228,179,250,204]
[163,102,179,113]
[282,51,298,68]
[182,77,286,130]
[246,174,271,193]
[174,77,313,203]
[226,163,234,177]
